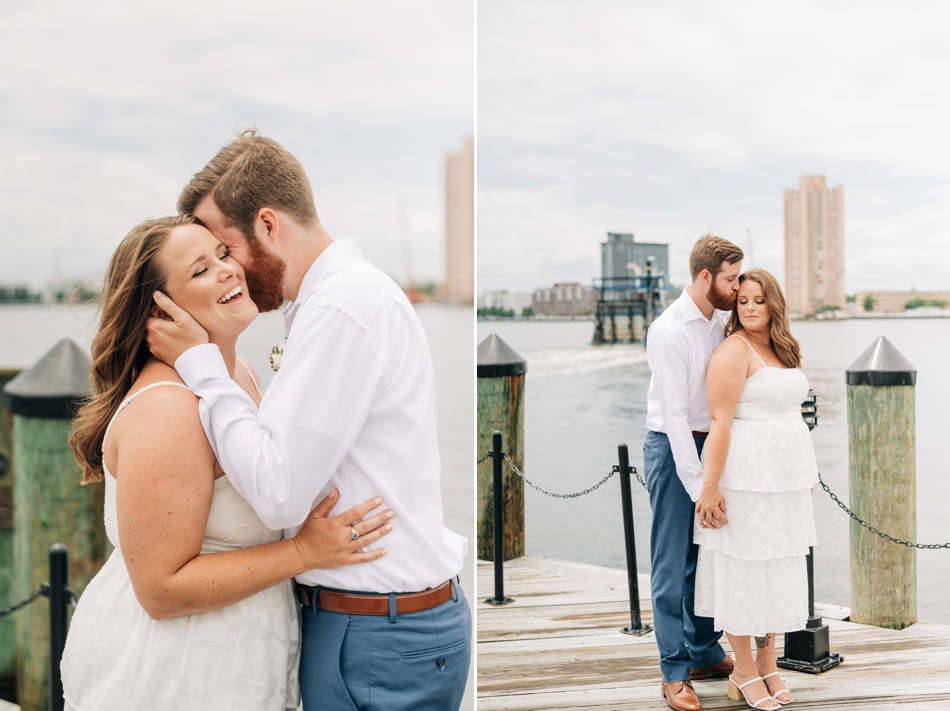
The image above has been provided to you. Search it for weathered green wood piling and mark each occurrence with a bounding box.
[477,334,525,561]
[3,339,105,711]
[0,368,20,700]
[846,336,916,630]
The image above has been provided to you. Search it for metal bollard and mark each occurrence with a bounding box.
[484,431,513,607]
[617,444,652,636]
[777,391,842,673]
[49,543,68,711]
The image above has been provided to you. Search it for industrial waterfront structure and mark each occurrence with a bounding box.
[785,176,846,317]
[593,232,675,344]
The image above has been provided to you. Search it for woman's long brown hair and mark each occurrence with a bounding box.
[70,215,195,483]
[725,268,802,369]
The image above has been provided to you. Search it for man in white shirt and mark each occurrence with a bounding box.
[146,131,470,710]
[644,235,743,711]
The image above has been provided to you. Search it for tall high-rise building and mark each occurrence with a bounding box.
[444,136,474,303]
[784,176,845,317]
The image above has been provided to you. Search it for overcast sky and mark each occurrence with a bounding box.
[478,1,950,294]
[0,0,473,290]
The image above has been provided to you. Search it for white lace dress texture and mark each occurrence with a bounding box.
[61,381,301,711]
[693,345,819,637]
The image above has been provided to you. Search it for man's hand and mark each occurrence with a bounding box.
[146,291,210,366]
[293,491,394,569]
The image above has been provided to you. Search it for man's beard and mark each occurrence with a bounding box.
[707,281,737,311]
[244,239,287,313]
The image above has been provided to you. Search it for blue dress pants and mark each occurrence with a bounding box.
[643,431,725,682]
[299,581,471,711]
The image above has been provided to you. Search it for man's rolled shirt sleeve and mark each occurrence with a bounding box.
[175,306,384,531]
[648,328,705,501]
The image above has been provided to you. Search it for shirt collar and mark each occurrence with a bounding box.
[676,287,729,326]
[283,237,364,332]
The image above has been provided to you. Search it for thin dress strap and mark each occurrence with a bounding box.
[102,381,191,456]
[734,335,767,368]
[238,357,263,398]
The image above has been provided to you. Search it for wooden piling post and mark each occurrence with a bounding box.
[846,336,916,630]
[476,334,525,561]
[3,339,106,711]
[0,368,20,699]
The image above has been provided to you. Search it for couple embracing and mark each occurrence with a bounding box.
[60,131,471,710]
[645,235,819,711]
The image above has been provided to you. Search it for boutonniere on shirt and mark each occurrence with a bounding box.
[268,339,286,372]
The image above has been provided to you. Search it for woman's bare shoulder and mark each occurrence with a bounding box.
[120,360,199,430]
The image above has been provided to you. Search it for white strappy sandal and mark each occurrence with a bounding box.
[761,672,793,705]
[728,674,781,710]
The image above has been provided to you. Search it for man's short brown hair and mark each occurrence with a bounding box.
[177,129,317,241]
[689,234,744,281]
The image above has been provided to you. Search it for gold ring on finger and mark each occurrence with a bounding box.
[351,527,360,540]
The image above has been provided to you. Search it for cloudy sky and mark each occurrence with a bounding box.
[478,1,950,293]
[0,0,472,290]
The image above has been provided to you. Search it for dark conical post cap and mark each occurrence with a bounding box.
[3,339,92,418]
[845,336,916,386]
[477,334,527,378]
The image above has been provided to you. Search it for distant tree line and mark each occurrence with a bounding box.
[905,298,948,310]
[0,284,99,304]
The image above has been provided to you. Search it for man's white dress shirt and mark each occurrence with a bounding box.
[645,288,730,502]
[176,237,467,593]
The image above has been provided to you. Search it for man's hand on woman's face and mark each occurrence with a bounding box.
[146,291,210,367]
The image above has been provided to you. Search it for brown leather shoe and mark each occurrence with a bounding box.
[661,680,702,711]
[689,655,734,681]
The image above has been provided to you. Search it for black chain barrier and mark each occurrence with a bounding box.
[0,583,49,620]
[478,453,950,549]
[478,451,649,498]
[0,583,78,621]
[818,473,950,550]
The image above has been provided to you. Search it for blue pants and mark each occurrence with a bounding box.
[643,431,725,682]
[299,581,471,711]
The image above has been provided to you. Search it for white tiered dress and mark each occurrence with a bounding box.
[61,381,301,711]
[693,338,818,637]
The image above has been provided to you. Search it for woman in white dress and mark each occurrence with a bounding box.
[62,216,395,711]
[693,268,818,710]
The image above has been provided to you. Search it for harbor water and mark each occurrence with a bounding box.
[477,317,950,626]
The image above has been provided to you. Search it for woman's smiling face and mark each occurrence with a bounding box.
[157,223,258,340]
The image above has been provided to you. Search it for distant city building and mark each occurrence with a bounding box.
[854,289,950,313]
[531,283,594,317]
[480,290,533,314]
[601,232,669,281]
[785,176,845,317]
[444,136,474,303]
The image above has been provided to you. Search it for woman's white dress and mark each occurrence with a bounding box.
[693,340,819,637]
[61,381,301,711]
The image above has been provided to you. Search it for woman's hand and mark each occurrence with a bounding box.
[292,490,395,570]
[695,485,728,529]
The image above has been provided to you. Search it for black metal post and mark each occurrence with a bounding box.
[777,391,842,673]
[618,444,652,636]
[49,543,68,711]
[806,547,821,629]
[484,431,513,606]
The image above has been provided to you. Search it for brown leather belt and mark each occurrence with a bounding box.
[296,580,454,616]
[691,431,709,439]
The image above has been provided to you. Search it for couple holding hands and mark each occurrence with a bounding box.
[645,236,819,710]
[60,131,470,710]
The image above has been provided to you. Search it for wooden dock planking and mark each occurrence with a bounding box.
[477,556,950,710]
